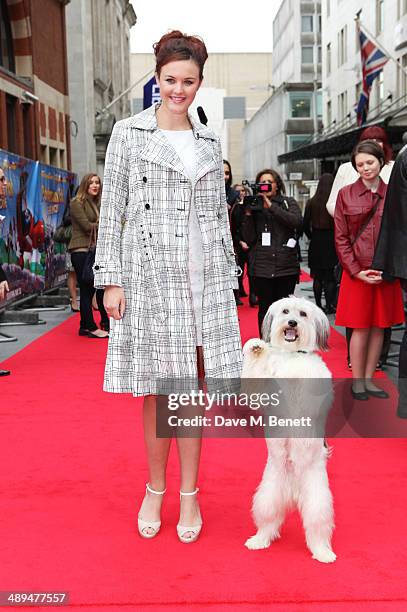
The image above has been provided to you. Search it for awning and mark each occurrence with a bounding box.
[278,108,407,163]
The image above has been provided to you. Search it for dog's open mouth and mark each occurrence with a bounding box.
[283,327,298,342]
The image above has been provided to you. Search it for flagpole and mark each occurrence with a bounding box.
[355,16,407,78]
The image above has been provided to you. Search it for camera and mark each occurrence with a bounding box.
[242,181,273,212]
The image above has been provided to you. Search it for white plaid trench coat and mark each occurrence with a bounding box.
[94,104,243,396]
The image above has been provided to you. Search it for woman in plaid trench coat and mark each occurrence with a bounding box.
[94,31,242,543]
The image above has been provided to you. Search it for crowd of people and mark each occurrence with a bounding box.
[1,29,407,544]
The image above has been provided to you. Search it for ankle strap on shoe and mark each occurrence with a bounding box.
[146,483,166,495]
[180,487,199,496]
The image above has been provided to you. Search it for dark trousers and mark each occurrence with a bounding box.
[236,248,255,296]
[398,329,407,417]
[71,251,109,332]
[253,275,298,336]
[312,277,337,309]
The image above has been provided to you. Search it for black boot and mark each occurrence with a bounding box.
[249,293,258,307]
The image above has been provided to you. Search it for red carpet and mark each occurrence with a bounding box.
[1,293,407,610]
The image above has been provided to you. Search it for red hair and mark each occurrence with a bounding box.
[153,30,208,79]
[359,126,393,163]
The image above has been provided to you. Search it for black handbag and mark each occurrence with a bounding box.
[335,199,380,285]
[82,226,97,284]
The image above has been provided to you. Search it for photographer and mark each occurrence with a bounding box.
[241,168,302,334]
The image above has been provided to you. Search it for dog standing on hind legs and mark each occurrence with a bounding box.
[242,296,337,563]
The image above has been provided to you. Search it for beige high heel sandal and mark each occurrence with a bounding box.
[137,483,166,539]
[177,488,202,544]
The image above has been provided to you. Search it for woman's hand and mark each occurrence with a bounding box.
[355,269,382,284]
[262,194,272,209]
[104,286,126,320]
[239,240,249,251]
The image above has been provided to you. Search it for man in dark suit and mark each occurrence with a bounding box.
[0,167,11,376]
[373,141,407,417]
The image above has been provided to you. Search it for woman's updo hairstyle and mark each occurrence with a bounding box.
[154,30,208,79]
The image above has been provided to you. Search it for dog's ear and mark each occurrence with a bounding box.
[315,310,330,351]
[261,306,274,341]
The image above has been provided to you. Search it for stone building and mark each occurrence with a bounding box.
[0,0,71,169]
[243,0,322,190]
[279,0,407,175]
[66,0,137,178]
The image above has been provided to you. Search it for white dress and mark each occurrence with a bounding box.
[161,129,204,345]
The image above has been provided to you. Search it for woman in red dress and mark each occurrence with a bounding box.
[335,140,404,400]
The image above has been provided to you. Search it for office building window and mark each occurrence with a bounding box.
[318,46,322,63]
[338,25,348,66]
[376,0,384,34]
[398,54,407,97]
[6,94,17,153]
[288,134,312,151]
[302,46,314,63]
[355,81,362,105]
[302,15,313,32]
[376,71,385,102]
[338,90,348,121]
[327,100,332,127]
[317,91,323,117]
[327,0,330,17]
[289,92,312,118]
[327,43,331,74]
[0,0,15,72]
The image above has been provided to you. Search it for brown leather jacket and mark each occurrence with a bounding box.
[334,177,386,277]
[68,197,100,251]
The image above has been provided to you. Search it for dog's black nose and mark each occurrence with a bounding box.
[288,320,297,328]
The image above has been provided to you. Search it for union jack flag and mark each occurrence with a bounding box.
[356,23,389,125]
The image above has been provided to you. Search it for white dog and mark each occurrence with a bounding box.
[243,296,336,563]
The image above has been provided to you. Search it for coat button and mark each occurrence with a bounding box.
[143,176,147,183]
[94,265,100,270]
[145,203,150,209]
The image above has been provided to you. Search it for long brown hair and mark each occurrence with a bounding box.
[307,173,334,229]
[75,173,101,205]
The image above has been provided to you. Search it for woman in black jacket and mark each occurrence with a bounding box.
[303,173,337,314]
[242,168,302,334]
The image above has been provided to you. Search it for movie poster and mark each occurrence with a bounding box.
[0,149,77,306]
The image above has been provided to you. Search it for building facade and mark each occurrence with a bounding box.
[66,0,136,178]
[322,0,407,141]
[243,0,322,188]
[0,0,71,169]
[130,52,273,183]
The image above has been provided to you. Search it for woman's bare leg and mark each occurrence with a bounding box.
[67,271,78,309]
[138,395,172,534]
[176,346,205,539]
[365,327,385,392]
[350,328,370,392]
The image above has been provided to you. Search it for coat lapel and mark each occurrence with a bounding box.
[138,128,189,177]
[129,104,219,182]
[193,132,219,184]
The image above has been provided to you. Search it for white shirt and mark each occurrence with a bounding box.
[161,129,204,345]
[326,160,394,217]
